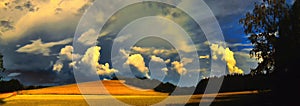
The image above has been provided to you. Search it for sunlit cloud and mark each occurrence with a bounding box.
[77,29,99,46]
[131,46,177,56]
[199,55,210,59]
[131,46,151,54]
[16,38,72,56]
[52,46,118,76]
[0,0,92,42]
[0,0,261,87]
[171,61,187,75]
[53,45,81,72]
[150,55,165,63]
[80,46,118,75]
[96,63,118,76]
[161,67,168,74]
[125,54,150,78]
[210,43,244,74]
[164,59,171,63]
[68,61,77,69]
[120,49,130,58]
[58,45,81,60]
[53,62,63,72]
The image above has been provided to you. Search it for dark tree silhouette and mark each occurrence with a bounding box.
[239,0,290,75]
[240,0,300,105]
[0,53,26,93]
[0,53,5,81]
[0,79,23,93]
[276,0,300,75]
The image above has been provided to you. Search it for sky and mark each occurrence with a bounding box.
[0,0,261,87]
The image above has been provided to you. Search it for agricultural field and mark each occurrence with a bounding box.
[1,80,270,106]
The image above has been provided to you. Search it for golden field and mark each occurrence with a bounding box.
[0,80,266,106]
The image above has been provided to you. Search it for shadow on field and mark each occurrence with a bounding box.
[185,92,273,106]
[0,99,6,105]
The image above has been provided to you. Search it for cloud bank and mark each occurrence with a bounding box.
[52,46,118,76]
[0,0,92,42]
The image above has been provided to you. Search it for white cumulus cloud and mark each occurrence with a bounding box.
[210,43,244,74]
[53,62,63,72]
[53,45,81,72]
[171,61,187,75]
[150,55,165,63]
[125,54,150,78]
[52,46,118,76]
[80,46,118,76]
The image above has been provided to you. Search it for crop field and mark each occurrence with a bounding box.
[1,80,270,106]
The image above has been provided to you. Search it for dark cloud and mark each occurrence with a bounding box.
[12,0,22,4]
[75,0,94,15]
[7,69,75,86]
[14,5,23,11]
[76,4,90,14]
[0,0,81,82]
[0,20,14,32]
[55,8,63,14]
[2,0,38,12]
[1,25,75,70]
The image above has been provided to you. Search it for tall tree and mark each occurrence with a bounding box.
[239,0,290,74]
[0,53,5,81]
[276,0,300,74]
[241,1,300,105]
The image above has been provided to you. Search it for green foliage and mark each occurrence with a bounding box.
[239,0,290,74]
